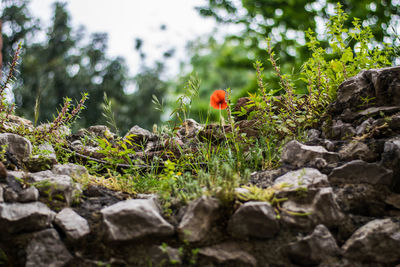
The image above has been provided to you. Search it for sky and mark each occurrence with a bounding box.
[28,0,221,77]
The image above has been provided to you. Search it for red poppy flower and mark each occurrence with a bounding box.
[210,90,228,110]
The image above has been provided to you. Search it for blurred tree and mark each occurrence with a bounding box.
[197,0,399,66]
[131,62,167,130]
[1,1,168,133]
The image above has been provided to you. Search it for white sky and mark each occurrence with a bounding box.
[28,0,219,77]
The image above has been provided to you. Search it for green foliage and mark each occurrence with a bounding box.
[246,3,394,143]
[102,93,120,136]
[168,74,200,125]
[197,0,399,74]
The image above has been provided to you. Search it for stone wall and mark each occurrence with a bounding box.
[0,66,400,266]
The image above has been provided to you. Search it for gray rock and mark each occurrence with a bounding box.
[3,187,18,202]
[281,187,344,229]
[5,174,23,192]
[228,201,279,239]
[323,140,335,151]
[357,106,400,117]
[0,162,6,180]
[273,168,329,194]
[328,160,393,186]
[25,229,73,267]
[330,66,400,115]
[0,202,55,233]
[356,118,375,135]
[331,120,356,140]
[250,168,285,188]
[54,208,90,240]
[36,123,71,138]
[87,125,114,139]
[124,125,157,148]
[150,245,182,266]
[177,119,203,138]
[381,137,400,192]
[281,140,339,168]
[178,196,220,243]
[334,184,388,216]
[0,186,3,202]
[338,141,377,162]
[0,133,32,164]
[28,170,82,205]
[101,199,174,241]
[52,163,89,178]
[307,129,321,142]
[25,143,58,172]
[286,224,340,265]
[234,187,250,195]
[388,113,400,130]
[18,186,39,202]
[198,242,257,267]
[342,218,400,263]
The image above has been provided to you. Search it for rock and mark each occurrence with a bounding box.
[198,242,257,267]
[250,168,286,188]
[18,186,39,202]
[54,207,90,240]
[87,125,114,139]
[281,187,344,229]
[0,162,7,180]
[334,184,389,216]
[101,198,174,241]
[28,170,82,205]
[338,141,377,162]
[342,218,400,263]
[323,139,335,151]
[381,137,400,192]
[388,113,400,130]
[281,140,339,168]
[286,224,340,265]
[149,245,182,266]
[307,129,321,142]
[328,160,393,186]
[385,193,400,209]
[357,106,400,117]
[52,163,89,178]
[234,187,250,195]
[4,174,23,192]
[3,187,18,202]
[70,144,106,160]
[124,125,157,148]
[0,186,3,202]
[0,133,32,164]
[36,123,71,138]
[177,196,220,243]
[0,202,55,233]
[329,66,400,115]
[273,168,329,194]
[25,229,73,267]
[331,120,356,140]
[356,118,375,135]
[228,201,279,239]
[24,143,58,172]
[7,114,33,128]
[177,119,203,138]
